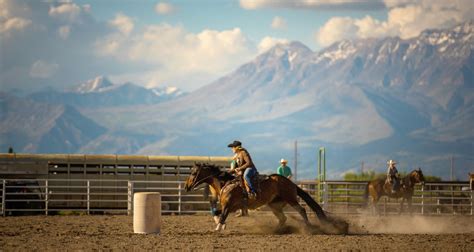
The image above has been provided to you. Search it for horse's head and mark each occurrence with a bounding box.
[184,163,220,192]
[411,168,425,185]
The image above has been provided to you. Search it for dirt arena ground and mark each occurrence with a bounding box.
[1,213,473,251]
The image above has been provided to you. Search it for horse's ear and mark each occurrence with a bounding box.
[418,167,421,172]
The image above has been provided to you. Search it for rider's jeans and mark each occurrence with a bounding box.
[392,177,399,191]
[244,167,257,193]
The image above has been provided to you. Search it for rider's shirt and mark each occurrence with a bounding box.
[387,166,398,180]
[277,165,292,178]
[235,147,256,172]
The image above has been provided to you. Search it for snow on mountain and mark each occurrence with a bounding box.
[151,86,184,97]
[29,77,185,108]
[72,76,114,93]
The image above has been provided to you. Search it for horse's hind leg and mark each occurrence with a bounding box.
[371,197,380,215]
[268,201,287,228]
[288,200,310,226]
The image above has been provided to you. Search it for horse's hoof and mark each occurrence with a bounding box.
[215,223,226,231]
[213,216,220,224]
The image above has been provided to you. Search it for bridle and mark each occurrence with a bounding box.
[188,165,217,191]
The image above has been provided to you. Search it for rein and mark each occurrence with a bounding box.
[189,166,220,191]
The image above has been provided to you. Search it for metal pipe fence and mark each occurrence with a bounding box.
[303,181,473,215]
[0,179,472,216]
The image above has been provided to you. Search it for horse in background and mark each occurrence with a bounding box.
[364,168,425,214]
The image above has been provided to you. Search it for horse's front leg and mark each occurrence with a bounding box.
[407,197,413,215]
[399,197,405,214]
[210,197,221,224]
[215,206,230,231]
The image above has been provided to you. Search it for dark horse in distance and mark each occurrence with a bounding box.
[364,168,425,214]
[184,163,347,233]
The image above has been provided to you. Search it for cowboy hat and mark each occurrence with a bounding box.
[387,159,397,165]
[280,158,288,164]
[227,140,242,148]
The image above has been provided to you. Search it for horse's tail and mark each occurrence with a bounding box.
[296,186,327,221]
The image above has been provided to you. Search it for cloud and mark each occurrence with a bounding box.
[0,17,32,34]
[96,24,257,89]
[240,0,385,10]
[29,60,59,78]
[316,0,474,46]
[271,16,287,30]
[258,36,289,53]
[48,2,82,23]
[0,0,33,35]
[155,2,175,15]
[108,13,134,36]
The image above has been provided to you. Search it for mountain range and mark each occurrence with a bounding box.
[29,76,185,108]
[2,22,474,180]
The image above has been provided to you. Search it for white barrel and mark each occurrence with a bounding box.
[133,192,161,234]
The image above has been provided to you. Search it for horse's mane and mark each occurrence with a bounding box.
[198,163,235,181]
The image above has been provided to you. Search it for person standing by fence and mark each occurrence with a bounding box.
[277,159,292,180]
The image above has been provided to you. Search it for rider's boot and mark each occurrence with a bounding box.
[248,191,257,199]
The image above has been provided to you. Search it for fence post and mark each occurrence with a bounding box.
[471,189,473,216]
[127,181,133,216]
[421,184,424,215]
[437,199,440,214]
[45,180,49,216]
[322,182,329,211]
[2,180,5,217]
[178,182,182,215]
[87,180,90,215]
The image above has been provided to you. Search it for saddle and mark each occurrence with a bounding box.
[384,178,403,194]
[227,173,269,197]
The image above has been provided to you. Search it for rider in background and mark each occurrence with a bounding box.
[277,158,292,180]
[386,160,400,193]
[227,140,258,199]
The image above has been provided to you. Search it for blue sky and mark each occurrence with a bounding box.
[1,0,472,92]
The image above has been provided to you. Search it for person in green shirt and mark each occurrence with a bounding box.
[277,159,292,179]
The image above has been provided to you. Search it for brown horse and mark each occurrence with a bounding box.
[364,168,425,214]
[184,163,346,233]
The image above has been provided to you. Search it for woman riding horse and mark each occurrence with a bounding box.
[185,163,348,234]
[365,168,425,214]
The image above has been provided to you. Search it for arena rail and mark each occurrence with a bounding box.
[298,181,473,215]
[1,179,472,216]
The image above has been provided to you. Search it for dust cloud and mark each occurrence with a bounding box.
[243,213,473,235]
[351,215,474,234]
